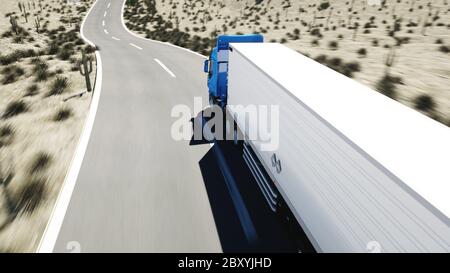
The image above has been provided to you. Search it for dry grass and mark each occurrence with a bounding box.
[125,0,450,125]
[0,0,96,252]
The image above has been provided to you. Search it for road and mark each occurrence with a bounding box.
[47,0,297,252]
[52,0,220,252]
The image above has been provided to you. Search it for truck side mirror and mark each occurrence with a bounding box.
[204,60,209,73]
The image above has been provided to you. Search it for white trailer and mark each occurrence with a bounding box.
[226,42,450,252]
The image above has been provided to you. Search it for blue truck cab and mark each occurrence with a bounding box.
[203,34,264,106]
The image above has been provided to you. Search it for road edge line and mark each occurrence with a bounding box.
[120,0,207,59]
[36,0,103,253]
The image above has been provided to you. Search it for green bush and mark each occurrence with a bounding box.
[0,49,36,65]
[2,100,28,119]
[318,2,330,11]
[375,74,398,99]
[25,84,39,96]
[414,95,435,112]
[29,152,52,174]
[0,124,14,147]
[439,45,450,53]
[13,177,47,214]
[32,59,50,82]
[357,48,367,57]
[126,0,138,5]
[1,64,25,84]
[53,107,72,122]
[328,40,338,50]
[47,76,69,96]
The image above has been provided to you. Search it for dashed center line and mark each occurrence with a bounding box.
[104,29,109,34]
[154,59,176,78]
[104,11,107,17]
[112,36,120,41]
[129,43,143,50]
[102,20,105,26]
[107,2,111,8]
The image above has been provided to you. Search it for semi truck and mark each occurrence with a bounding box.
[203,34,450,252]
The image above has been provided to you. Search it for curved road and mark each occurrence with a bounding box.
[52,0,221,252]
[43,0,297,253]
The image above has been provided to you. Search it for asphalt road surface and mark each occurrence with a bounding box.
[53,0,297,252]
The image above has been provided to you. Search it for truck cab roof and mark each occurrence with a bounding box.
[216,34,263,50]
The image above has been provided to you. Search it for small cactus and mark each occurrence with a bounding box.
[10,16,19,35]
[309,11,316,31]
[384,47,396,73]
[175,16,180,29]
[349,0,355,11]
[421,13,429,35]
[79,49,93,92]
[410,0,416,11]
[22,2,28,23]
[34,16,41,33]
[353,22,359,41]
[326,7,333,28]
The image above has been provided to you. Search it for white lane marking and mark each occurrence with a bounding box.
[37,0,103,253]
[104,29,109,34]
[154,58,176,78]
[112,36,120,41]
[107,2,111,8]
[129,43,142,50]
[120,0,206,59]
[102,20,105,26]
[104,11,107,17]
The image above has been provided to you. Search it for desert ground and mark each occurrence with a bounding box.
[125,0,450,126]
[0,0,96,252]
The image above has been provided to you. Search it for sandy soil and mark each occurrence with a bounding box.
[125,0,450,126]
[0,0,95,252]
